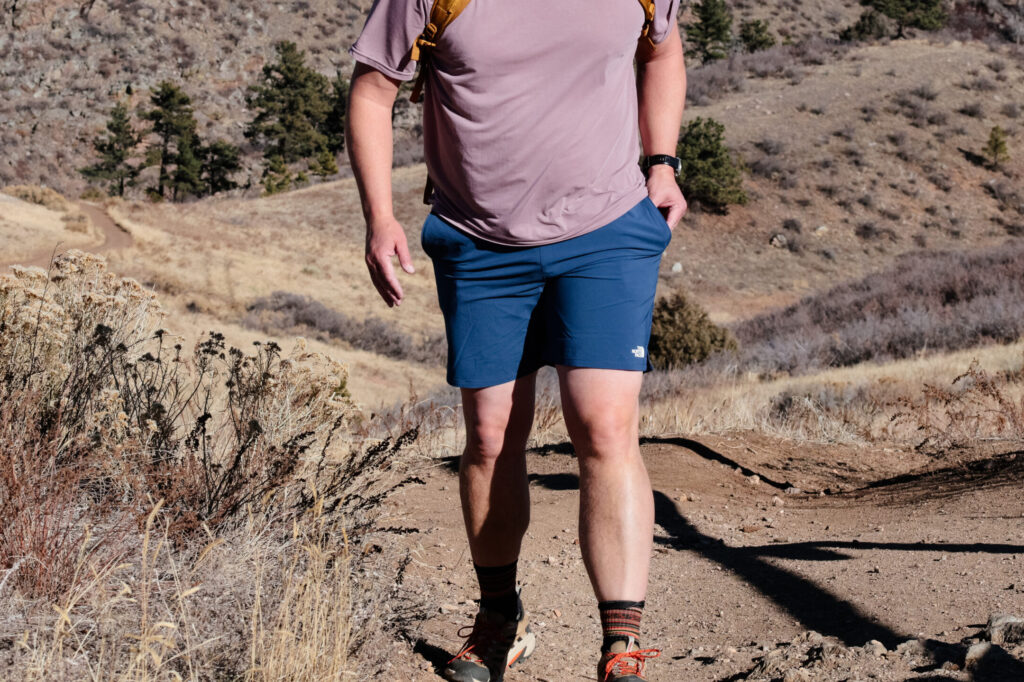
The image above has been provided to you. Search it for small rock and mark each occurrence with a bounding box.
[782,669,810,682]
[671,261,683,273]
[747,474,760,485]
[439,603,460,614]
[896,638,927,658]
[864,640,887,656]
[770,233,789,249]
[964,641,992,669]
[785,486,801,495]
[813,224,828,235]
[771,495,784,506]
[987,613,1024,645]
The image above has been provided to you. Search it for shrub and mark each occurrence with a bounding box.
[649,291,738,369]
[734,241,1024,372]
[739,19,776,52]
[245,291,446,365]
[983,125,1010,168]
[840,10,890,41]
[685,0,733,63]
[676,117,747,213]
[2,184,70,211]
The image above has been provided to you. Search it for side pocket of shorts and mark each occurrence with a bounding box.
[642,197,673,250]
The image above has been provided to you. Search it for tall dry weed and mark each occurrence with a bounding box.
[1,251,425,679]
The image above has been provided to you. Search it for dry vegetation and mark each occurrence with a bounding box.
[3,2,1024,677]
[0,188,98,262]
[0,252,428,679]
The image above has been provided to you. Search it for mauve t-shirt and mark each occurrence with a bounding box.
[349,0,681,246]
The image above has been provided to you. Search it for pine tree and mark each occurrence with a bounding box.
[140,81,199,200]
[840,9,891,42]
[984,125,1010,168]
[685,0,733,63]
[171,130,204,201]
[310,148,339,178]
[246,41,332,164]
[676,117,747,213]
[262,155,293,195]
[867,0,947,38]
[202,140,241,195]
[79,101,140,197]
[324,70,349,155]
[739,19,776,53]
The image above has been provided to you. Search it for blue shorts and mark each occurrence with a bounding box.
[421,197,671,388]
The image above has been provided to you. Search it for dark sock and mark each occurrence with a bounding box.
[474,561,518,620]
[599,600,645,653]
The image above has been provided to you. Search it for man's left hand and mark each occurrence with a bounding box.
[646,165,687,230]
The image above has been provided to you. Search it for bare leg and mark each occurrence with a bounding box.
[459,372,536,566]
[557,367,652,602]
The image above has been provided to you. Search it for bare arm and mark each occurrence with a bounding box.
[636,22,687,228]
[346,61,414,307]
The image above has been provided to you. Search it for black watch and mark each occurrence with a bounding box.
[642,154,682,177]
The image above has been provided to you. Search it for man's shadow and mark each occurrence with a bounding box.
[420,442,1024,679]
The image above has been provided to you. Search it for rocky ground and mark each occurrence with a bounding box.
[373,434,1024,681]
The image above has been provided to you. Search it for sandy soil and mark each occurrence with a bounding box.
[377,434,1024,681]
[0,199,130,269]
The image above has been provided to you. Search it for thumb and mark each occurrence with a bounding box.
[396,236,416,274]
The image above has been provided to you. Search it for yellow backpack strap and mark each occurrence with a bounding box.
[408,0,472,103]
[637,0,657,49]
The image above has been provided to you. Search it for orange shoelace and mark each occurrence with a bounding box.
[602,647,661,680]
[448,621,503,665]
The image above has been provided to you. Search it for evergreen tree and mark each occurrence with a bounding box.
[676,117,747,213]
[324,70,349,155]
[171,130,204,201]
[984,125,1010,168]
[140,81,199,200]
[739,19,776,53]
[310,148,339,178]
[79,101,140,197]
[865,0,947,38]
[262,155,293,195]
[246,41,332,164]
[202,140,242,195]
[685,0,733,63]
[840,9,891,41]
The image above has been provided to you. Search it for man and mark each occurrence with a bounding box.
[347,2,686,680]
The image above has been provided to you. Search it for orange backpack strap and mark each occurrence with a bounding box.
[408,0,473,103]
[637,0,657,49]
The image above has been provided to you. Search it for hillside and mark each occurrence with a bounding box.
[3,0,1022,197]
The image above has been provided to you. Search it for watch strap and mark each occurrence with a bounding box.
[642,154,681,175]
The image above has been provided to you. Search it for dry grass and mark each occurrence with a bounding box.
[0,252,424,680]
[638,340,1024,450]
[0,189,97,263]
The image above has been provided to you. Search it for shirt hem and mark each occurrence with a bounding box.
[432,188,651,248]
[347,46,416,82]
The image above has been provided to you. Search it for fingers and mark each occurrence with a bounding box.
[665,195,687,229]
[396,236,415,274]
[365,251,401,307]
[366,225,414,307]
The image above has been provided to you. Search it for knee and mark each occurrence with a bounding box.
[570,412,638,462]
[464,414,513,465]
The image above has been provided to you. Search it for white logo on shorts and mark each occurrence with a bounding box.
[632,346,645,358]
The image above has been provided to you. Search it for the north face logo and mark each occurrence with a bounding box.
[632,346,645,358]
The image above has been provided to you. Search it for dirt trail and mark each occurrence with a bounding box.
[381,435,1024,681]
[1,200,132,270]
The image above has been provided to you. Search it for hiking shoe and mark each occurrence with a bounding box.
[444,596,536,682]
[597,637,660,681]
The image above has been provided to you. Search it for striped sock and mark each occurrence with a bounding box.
[599,600,645,652]
[474,561,518,621]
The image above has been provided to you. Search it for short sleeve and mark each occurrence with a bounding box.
[348,0,429,81]
[650,0,681,44]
